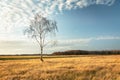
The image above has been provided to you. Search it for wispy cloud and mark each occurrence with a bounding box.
[56,36,120,47]
[95,36,120,40]
[0,35,120,54]
[57,38,92,45]
[0,39,39,54]
[0,0,116,31]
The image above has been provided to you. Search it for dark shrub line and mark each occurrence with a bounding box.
[52,50,120,55]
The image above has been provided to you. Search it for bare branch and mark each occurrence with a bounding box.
[24,13,58,62]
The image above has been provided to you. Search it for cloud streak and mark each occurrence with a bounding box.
[57,36,120,46]
[95,36,120,40]
[0,35,120,54]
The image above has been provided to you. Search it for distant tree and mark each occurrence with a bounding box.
[24,14,58,62]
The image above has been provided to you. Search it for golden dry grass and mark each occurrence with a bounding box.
[0,55,120,80]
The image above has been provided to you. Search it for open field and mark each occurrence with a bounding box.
[0,55,120,80]
[0,55,84,60]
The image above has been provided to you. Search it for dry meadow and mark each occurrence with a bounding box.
[0,55,120,80]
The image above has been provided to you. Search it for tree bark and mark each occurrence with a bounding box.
[40,47,44,62]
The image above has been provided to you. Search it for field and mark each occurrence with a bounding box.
[0,55,120,80]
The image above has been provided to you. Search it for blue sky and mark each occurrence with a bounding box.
[53,0,120,50]
[0,0,120,54]
[55,1,120,38]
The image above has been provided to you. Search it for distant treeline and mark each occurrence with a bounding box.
[52,50,120,55]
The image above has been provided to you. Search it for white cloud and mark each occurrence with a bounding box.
[58,38,92,44]
[0,36,120,54]
[95,36,120,40]
[76,0,89,8]
[0,0,116,26]
[0,40,39,54]
[56,36,120,47]
[96,0,115,6]
[0,0,116,41]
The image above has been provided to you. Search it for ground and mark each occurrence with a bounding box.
[0,55,120,80]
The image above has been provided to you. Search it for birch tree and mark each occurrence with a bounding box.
[24,14,58,62]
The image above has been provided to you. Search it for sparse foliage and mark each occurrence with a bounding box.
[24,14,58,62]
